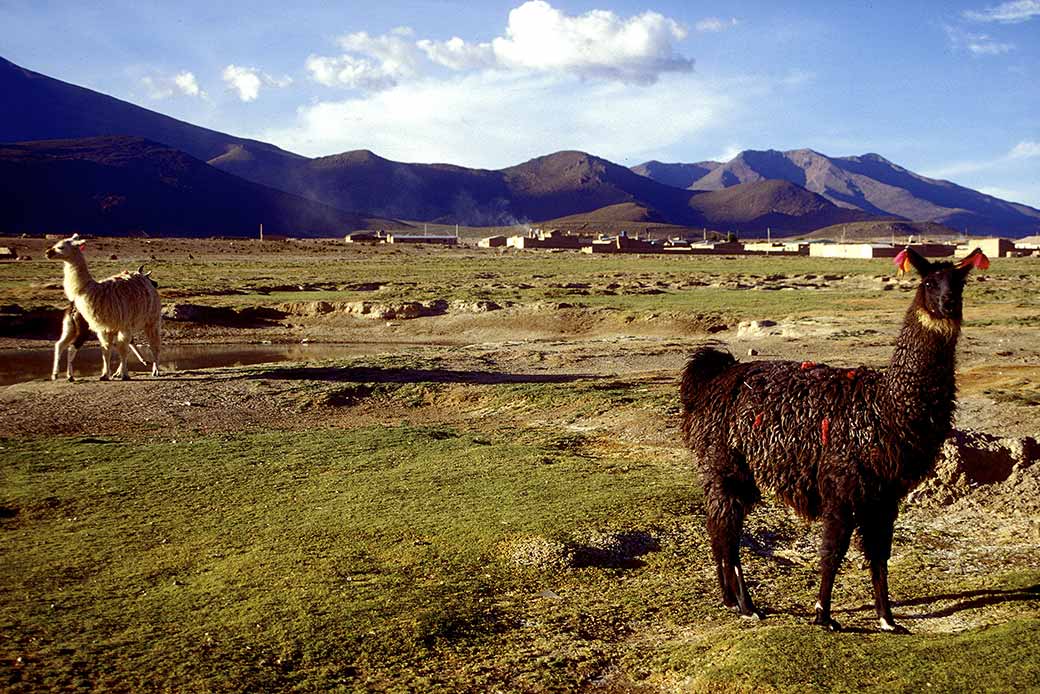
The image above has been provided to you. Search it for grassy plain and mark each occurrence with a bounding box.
[2,238,1039,691]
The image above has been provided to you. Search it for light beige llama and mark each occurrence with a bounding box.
[45,235,162,380]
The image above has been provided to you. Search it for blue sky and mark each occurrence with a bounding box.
[3,1,1039,206]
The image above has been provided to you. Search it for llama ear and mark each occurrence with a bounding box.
[957,248,990,272]
[893,247,929,276]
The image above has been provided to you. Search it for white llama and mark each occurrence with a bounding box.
[46,235,162,380]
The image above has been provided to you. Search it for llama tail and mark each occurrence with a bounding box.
[680,345,737,411]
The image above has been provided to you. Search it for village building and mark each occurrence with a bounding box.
[743,241,809,255]
[506,229,586,250]
[809,242,956,259]
[478,235,508,248]
[344,230,385,243]
[956,237,1017,258]
[384,232,458,245]
[582,234,659,253]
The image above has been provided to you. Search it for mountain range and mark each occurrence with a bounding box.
[635,149,1040,236]
[2,56,1037,238]
[0,137,399,237]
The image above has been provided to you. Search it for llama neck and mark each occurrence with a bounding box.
[884,306,960,449]
[62,253,96,301]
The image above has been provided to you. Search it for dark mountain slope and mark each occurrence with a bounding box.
[0,56,302,168]
[0,137,402,237]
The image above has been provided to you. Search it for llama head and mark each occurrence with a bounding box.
[135,265,159,289]
[44,233,87,261]
[895,247,989,326]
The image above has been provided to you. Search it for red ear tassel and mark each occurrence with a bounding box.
[957,250,989,270]
[893,249,911,275]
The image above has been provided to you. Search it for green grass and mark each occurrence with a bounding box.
[0,425,692,691]
[640,617,1040,693]
[3,414,1038,691]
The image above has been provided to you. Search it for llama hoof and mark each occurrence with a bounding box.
[99,375,110,381]
[879,619,910,634]
[813,614,842,632]
[67,376,75,382]
[740,610,765,621]
[121,373,131,381]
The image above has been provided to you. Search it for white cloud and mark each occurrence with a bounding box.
[710,145,745,162]
[490,1,692,84]
[265,70,736,168]
[968,37,1015,54]
[140,76,173,100]
[944,24,1016,55]
[306,53,409,90]
[1009,140,1040,159]
[174,71,202,97]
[306,1,693,90]
[925,140,1040,178]
[417,37,495,71]
[306,28,422,89]
[223,64,263,101]
[977,183,1040,208]
[963,0,1040,23]
[222,64,292,102]
[695,17,739,32]
[140,71,206,100]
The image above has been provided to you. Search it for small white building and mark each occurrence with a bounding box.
[478,235,508,248]
[956,238,1016,258]
[809,242,897,259]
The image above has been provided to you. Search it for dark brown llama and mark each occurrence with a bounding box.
[680,247,989,633]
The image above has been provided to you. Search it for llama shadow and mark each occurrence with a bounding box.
[567,531,661,570]
[839,584,1040,620]
[894,584,1040,620]
[247,364,603,386]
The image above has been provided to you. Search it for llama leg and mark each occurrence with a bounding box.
[97,332,113,380]
[66,345,77,381]
[706,472,761,618]
[115,336,131,380]
[814,509,853,631]
[128,342,148,366]
[706,499,739,608]
[146,323,161,377]
[53,337,71,381]
[53,313,76,380]
[861,512,908,634]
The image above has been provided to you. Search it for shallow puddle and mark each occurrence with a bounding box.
[0,342,428,386]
